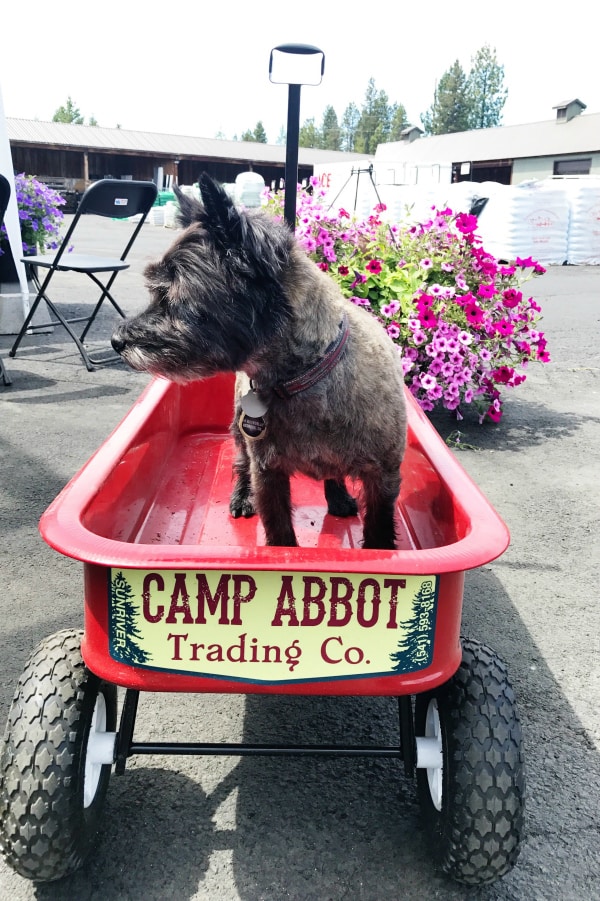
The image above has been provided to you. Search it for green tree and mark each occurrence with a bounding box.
[254,120,268,143]
[466,44,507,129]
[52,96,84,124]
[320,105,341,150]
[87,115,98,127]
[299,117,321,148]
[421,60,471,135]
[389,103,410,141]
[340,101,360,152]
[241,121,268,143]
[354,78,395,154]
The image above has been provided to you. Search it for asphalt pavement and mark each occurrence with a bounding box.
[0,215,599,901]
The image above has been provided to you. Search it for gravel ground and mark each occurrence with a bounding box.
[0,216,598,900]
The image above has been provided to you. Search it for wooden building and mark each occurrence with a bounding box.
[6,118,369,208]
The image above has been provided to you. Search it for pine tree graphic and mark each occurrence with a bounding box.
[389,582,436,673]
[110,571,151,665]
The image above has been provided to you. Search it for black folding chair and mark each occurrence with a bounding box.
[9,178,158,371]
[0,173,13,385]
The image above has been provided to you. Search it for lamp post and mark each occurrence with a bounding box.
[269,43,325,231]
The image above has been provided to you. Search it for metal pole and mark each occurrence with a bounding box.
[284,83,301,231]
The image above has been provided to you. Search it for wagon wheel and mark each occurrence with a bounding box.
[0,629,117,882]
[414,637,525,886]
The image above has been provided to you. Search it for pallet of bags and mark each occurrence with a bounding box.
[564,177,600,264]
[474,180,569,265]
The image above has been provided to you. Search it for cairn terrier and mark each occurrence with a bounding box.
[112,174,406,549]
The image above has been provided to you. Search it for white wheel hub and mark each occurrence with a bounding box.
[417,698,444,811]
[84,693,116,808]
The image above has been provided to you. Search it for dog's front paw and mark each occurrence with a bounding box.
[230,487,256,518]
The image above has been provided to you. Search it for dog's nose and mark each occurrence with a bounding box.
[111,335,126,353]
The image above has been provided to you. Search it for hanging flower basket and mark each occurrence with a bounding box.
[264,180,550,424]
[0,174,65,334]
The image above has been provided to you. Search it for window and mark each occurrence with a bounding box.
[553,158,591,176]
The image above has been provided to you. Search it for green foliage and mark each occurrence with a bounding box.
[299,117,320,148]
[354,78,398,154]
[389,103,410,141]
[241,121,268,143]
[298,80,408,153]
[421,61,471,135]
[321,105,341,150]
[422,45,507,135]
[52,97,84,124]
[467,44,507,129]
[340,102,360,152]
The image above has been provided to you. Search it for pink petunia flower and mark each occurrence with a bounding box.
[455,213,478,234]
[419,308,438,329]
[464,302,485,325]
[382,300,401,317]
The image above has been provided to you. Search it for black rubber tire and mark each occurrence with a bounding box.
[415,637,525,885]
[0,629,117,882]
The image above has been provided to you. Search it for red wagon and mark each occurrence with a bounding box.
[0,373,524,885]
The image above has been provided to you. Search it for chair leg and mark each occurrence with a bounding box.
[10,291,97,372]
[78,271,126,344]
[10,269,128,371]
[8,292,46,358]
[0,356,12,386]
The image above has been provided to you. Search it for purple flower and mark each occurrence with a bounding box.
[420,373,438,391]
[381,300,400,318]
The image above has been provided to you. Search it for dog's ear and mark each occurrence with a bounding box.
[173,185,206,229]
[197,173,245,248]
[181,173,290,280]
[174,177,244,246]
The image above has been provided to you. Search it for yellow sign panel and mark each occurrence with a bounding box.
[109,569,439,685]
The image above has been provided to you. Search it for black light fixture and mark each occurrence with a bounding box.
[269,43,325,230]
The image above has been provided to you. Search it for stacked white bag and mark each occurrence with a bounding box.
[474,180,570,265]
[564,178,600,264]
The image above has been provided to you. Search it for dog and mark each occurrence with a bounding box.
[111,174,407,549]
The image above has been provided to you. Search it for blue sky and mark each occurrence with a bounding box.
[2,1,598,142]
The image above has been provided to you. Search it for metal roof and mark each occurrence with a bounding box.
[375,111,600,164]
[5,118,369,166]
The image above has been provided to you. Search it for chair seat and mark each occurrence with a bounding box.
[23,253,130,273]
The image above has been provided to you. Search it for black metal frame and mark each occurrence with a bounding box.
[9,179,157,371]
[0,173,13,386]
[114,688,416,776]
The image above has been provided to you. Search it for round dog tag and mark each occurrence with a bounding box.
[240,389,269,418]
[239,411,267,440]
